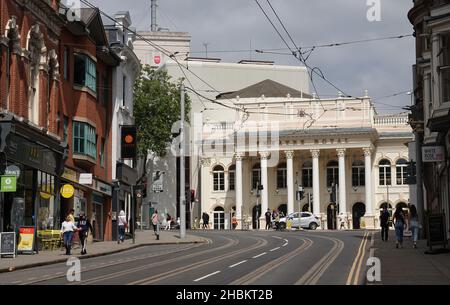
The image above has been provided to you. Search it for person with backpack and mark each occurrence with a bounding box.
[393,206,406,248]
[77,213,93,255]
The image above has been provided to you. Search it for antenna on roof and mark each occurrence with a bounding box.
[151,0,157,32]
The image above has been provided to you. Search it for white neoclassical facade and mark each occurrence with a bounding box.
[199,80,413,230]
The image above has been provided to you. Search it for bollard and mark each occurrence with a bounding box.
[156,222,160,240]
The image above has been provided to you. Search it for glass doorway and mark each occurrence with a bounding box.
[213,207,225,230]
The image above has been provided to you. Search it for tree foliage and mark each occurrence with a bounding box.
[133,65,191,158]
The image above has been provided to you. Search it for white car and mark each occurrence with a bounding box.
[279,212,320,230]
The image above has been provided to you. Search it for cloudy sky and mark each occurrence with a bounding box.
[88,0,415,114]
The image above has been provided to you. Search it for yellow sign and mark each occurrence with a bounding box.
[60,184,75,199]
[40,183,53,200]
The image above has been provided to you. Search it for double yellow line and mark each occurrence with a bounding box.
[346,231,370,285]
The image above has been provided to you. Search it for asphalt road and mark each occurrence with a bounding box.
[0,230,372,285]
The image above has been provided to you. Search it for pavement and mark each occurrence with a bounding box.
[368,230,450,285]
[0,230,207,273]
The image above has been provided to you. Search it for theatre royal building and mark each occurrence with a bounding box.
[198,79,413,230]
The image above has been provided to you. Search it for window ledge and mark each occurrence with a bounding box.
[73,153,97,165]
[73,85,98,99]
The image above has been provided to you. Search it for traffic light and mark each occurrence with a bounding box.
[121,125,137,159]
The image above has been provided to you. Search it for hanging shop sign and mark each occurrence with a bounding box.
[17,226,35,254]
[1,175,17,192]
[61,184,75,199]
[61,167,78,183]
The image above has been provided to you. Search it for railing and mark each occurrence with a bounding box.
[373,114,409,126]
[204,122,235,131]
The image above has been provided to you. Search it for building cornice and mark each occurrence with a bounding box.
[16,0,65,37]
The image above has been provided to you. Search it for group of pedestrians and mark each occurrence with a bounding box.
[264,208,283,230]
[379,204,420,249]
[60,209,93,256]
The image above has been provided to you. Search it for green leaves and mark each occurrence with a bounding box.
[133,65,191,158]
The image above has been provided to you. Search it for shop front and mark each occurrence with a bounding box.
[113,161,137,241]
[0,113,66,251]
[59,166,112,241]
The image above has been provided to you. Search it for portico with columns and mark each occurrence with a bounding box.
[199,79,412,230]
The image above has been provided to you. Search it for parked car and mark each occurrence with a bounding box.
[279,212,320,230]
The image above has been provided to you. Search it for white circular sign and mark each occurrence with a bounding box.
[5,165,20,177]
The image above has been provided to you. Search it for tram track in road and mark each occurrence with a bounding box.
[73,235,245,285]
[126,235,270,285]
[295,234,345,285]
[229,236,313,285]
[16,236,222,285]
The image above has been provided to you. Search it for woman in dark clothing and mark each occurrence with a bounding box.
[393,206,406,248]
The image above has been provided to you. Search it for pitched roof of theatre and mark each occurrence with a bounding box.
[216,79,312,100]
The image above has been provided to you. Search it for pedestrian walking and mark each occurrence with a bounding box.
[379,206,390,242]
[393,205,406,248]
[408,205,420,248]
[117,210,127,244]
[60,216,78,255]
[265,209,272,230]
[202,212,209,229]
[77,213,93,255]
[152,210,159,235]
[165,214,172,230]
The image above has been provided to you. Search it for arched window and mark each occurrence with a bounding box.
[277,162,287,189]
[302,161,313,188]
[228,164,235,191]
[252,163,261,189]
[379,159,391,186]
[213,165,225,191]
[352,161,365,187]
[326,160,339,187]
[396,159,408,185]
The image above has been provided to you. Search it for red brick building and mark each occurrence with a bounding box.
[0,0,119,242]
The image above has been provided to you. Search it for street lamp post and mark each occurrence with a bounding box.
[180,83,186,239]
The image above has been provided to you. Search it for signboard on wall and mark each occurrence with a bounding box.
[422,146,445,162]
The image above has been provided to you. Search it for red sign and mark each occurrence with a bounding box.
[154,55,161,65]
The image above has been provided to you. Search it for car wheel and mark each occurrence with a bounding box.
[279,222,286,230]
[309,222,318,230]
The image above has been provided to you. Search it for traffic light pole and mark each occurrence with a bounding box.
[180,84,186,239]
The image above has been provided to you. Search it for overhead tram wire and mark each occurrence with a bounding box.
[79,0,243,113]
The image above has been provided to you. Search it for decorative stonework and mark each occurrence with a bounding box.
[363,147,372,157]
[21,0,63,37]
[235,152,244,161]
[336,148,346,157]
[285,150,294,159]
[259,151,270,160]
[310,149,320,158]
[201,158,211,167]
[5,16,21,55]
